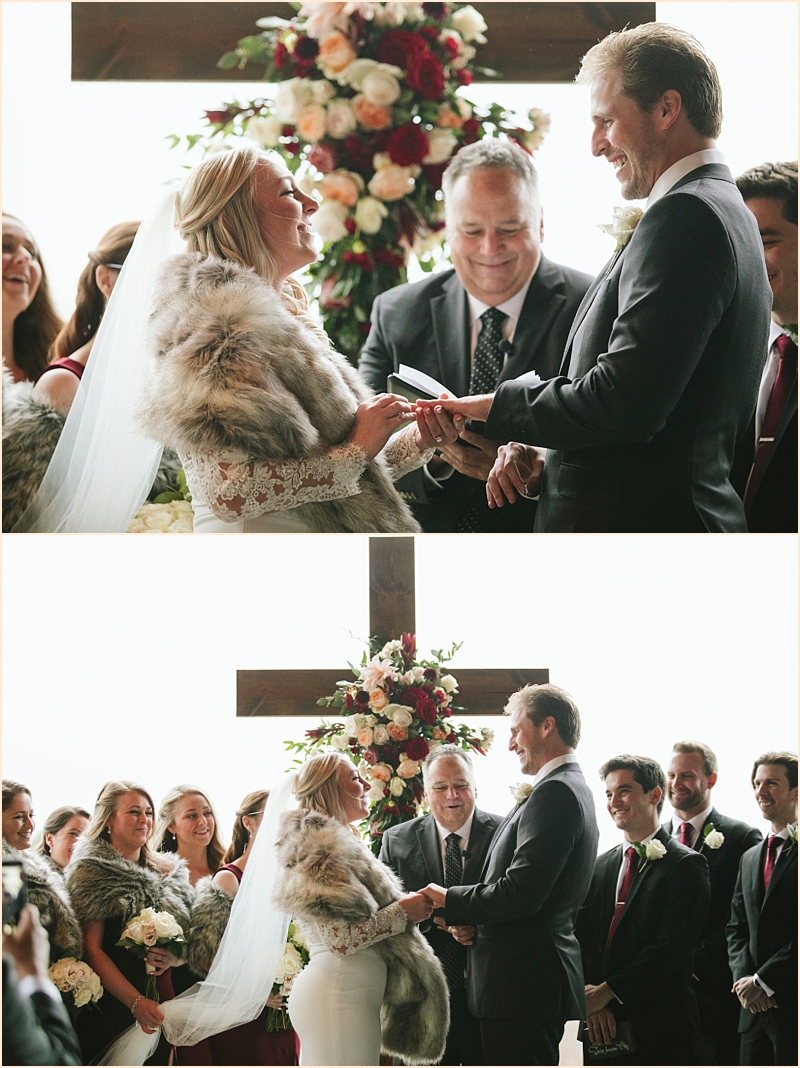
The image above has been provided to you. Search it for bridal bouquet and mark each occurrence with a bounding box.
[48,957,103,1018]
[116,907,187,1002]
[287,632,493,852]
[177,2,550,359]
[266,921,310,1032]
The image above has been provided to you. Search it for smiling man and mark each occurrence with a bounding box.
[422,23,773,532]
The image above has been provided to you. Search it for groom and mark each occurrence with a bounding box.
[418,23,772,532]
[421,684,599,1066]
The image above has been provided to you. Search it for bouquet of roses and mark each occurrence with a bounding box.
[265,921,310,1032]
[286,632,493,853]
[116,907,187,1002]
[48,957,103,1019]
[176,2,550,359]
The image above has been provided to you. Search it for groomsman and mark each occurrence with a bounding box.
[421,684,599,1066]
[727,752,798,1065]
[379,746,502,1065]
[577,755,710,1065]
[663,741,761,1064]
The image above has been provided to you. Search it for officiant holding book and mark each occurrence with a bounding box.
[358,139,591,533]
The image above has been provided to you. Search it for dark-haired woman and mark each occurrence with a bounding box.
[35,805,90,871]
[188,790,299,1065]
[2,214,62,383]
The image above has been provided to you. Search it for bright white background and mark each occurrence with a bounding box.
[3,534,796,854]
[2,2,797,314]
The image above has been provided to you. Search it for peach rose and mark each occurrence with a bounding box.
[369,690,389,711]
[387,722,408,741]
[432,726,448,740]
[397,759,421,778]
[352,94,393,131]
[317,31,357,77]
[368,163,416,202]
[436,104,463,129]
[357,727,374,747]
[370,762,394,783]
[297,104,328,143]
[318,169,364,207]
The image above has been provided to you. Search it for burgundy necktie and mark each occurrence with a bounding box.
[679,821,693,847]
[606,846,637,949]
[763,835,780,891]
[745,334,798,513]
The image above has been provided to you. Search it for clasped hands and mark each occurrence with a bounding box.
[732,975,778,1013]
[414,884,476,946]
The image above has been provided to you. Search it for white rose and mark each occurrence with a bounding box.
[312,79,337,104]
[598,206,644,248]
[427,739,442,750]
[152,911,182,939]
[74,986,92,1008]
[510,782,533,804]
[644,839,667,861]
[313,199,350,242]
[411,666,426,682]
[344,713,366,736]
[274,78,313,124]
[451,5,488,44]
[388,705,414,728]
[372,724,390,745]
[355,195,388,236]
[422,128,457,165]
[326,98,357,139]
[367,781,385,801]
[338,57,378,88]
[364,714,376,727]
[380,639,403,657]
[439,674,458,693]
[246,115,283,148]
[291,922,308,949]
[704,829,725,849]
[280,944,304,977]
[331,733,351,750]
[481,726,494,748]
[389,776,406,797]
[362,66,402,106]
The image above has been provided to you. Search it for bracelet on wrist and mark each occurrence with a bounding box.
[130,994,144,1017]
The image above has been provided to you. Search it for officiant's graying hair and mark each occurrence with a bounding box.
[441,137,539,211]
[505,684,581,748]
[576,22,723,139]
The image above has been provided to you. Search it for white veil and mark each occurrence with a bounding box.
[12,190,183,533]
[97,772,297,1065]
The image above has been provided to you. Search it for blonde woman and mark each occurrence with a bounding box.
[156,785,225,887]
[274,754,449,1066]
[138,142,459,533]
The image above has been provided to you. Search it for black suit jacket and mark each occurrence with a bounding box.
[358,258,592,532]
[2,956,83,1066]
[443,762,599,1020]
[577,828,710,1057]
[485,164,773,532]
[662,810,761,995]
[727,834,798,1033]
[379,807,502,975]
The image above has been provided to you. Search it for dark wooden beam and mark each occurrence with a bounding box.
[369,537,415,646]
[72,3,656,83]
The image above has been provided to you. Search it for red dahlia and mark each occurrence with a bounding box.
[377,29,428,68]
[406,737,431,762]
[405,51,445,100]
[387,123,430,167]
[417,698,438,724]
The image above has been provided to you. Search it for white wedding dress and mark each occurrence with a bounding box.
[287,902,408,1066]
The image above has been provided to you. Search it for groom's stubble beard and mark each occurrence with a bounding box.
[617,127,661,201]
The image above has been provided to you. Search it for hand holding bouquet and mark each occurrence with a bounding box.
[266,921,310,1032]
[116,907,187,1002]
[48,957,103,1018]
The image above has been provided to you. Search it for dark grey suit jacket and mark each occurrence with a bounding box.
[444,762,599,1021]
[485,164,773,532]
[358,257,592,531]
[2,956,82,1066]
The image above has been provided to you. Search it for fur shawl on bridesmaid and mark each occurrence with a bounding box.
[138,252,419,534]
[185,876,232,977]
[3,842,83,961]
[274,808,449,1065]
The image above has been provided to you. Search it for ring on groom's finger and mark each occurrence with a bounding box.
[435,436,443,443]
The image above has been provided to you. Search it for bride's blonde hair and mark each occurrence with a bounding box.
[174,142,309,317]
[293,753,352,825]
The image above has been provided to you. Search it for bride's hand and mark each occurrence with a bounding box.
[346,394,414,460]
[398,892,435,925]
[266,992,287,1010]
[412,395,463,452]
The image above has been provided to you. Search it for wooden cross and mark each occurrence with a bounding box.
[237,537,548,718]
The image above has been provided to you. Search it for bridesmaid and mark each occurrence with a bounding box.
[35,805,90,871]
[156,786,225,887]
[188,790,299,1066]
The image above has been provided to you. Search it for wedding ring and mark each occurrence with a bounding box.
[435,435,444,443]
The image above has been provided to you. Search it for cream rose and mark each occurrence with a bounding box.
[644,839,667,861]
[344,713,366,737]
[397,759,420,778]
[388,705,414,728]
[704,829,725,849]
[318,169,364,207]
[439,674,458,693]
[510,782,533,804]
[246,115,283,148]
[297,104,328,143]
[368,164,416,202]
[313,199,351,242]
[367,781,385,802]
[598,206,644,248]
[274,78,313,124]
[379,639,403,658]
[389,777,406,797]
[451,5,488,43]
[338,57,378,88]
[331,732,351,750]
[326,98,357,139]
[362,66,402,106]
[372,724,390,745]
[151,912,183,939]
[312,79,337,104]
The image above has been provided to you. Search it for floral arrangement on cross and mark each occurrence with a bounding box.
[285,632,493,854]
[177,1,550,360]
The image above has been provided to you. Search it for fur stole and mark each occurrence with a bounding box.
[275,809,448,1064]
[3,842,83,960]
[65,836,194,940]
[186,875,232,977]
[139,252,419,534]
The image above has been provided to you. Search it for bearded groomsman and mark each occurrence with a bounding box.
[577,756,710,1066]
[663,741,761,1064]
[379,746,502,1065]
[727,753,798,1066]
[420,685,599,1066]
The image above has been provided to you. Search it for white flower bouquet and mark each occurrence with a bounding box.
[266,921,310,1032]
[48,957,103,1018]
[116,907,187,1002]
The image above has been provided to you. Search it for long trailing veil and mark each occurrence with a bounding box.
[12,189,183,533]
[97,772,297,1065]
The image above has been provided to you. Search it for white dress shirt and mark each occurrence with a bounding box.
[434,812,475,875]
[466,272,536,372]
[530,752,579,788]
[647,149,727,209]
[668,805,714,849]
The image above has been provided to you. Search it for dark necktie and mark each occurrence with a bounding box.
[605,846,637,950]
[745,334,797,513]
[439,832,465,989]
[679,822,693,847]
[469,307,508,396]
[763,835,780,891]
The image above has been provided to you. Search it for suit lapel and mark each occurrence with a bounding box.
[431,274,470,397]
[763,362,798,473]
[463,810,496,884]
[618,827,671,920]
[748,838,767,908]
[498,257,566,384]
[418,816,444,884]
[764,835,797,904]
[601,844,623,940]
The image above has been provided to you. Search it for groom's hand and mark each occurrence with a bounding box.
[420,883,447,908]
[486,443,545,507]
[415,394,494,422]
[441,429,502,482]
[433,917,476,945]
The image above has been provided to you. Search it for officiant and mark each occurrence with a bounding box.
[358,139,591,533]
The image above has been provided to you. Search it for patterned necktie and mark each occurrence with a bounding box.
[763,835,781,890]
[605,846,637,950]
[745,334,798,513]
[679,822,693,847]
[469,307,508,396]
[439,832,465,989]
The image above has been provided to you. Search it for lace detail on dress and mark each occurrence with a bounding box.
[182,443,368,522]
[307,901,408,956]
[381,425,435,481]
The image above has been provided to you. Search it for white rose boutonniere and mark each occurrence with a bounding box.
[700,824,725,851]
[632,837,667,872]
[510,782,533,805]
[599,206,644,276]
[786,825,798,852]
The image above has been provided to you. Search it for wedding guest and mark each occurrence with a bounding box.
[663,741,761,1064]
[421,684,599,1067]
[732,162,798,532]
[727,752,797,1066]
[421,23,773,532]
[34,221,140,413]
[379,746,502,1064]
[2,214,62,383]
[66,780,194,1064]
[359,139,591,532]
[577,755,710,1065]
[188,789,299,1065]
[156,785,225,887]
[35,806,90,871]
[2,782,83,963]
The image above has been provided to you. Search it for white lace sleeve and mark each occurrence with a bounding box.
[310,902,408,956]
[182,444,368,521]
[381,424,435,481]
